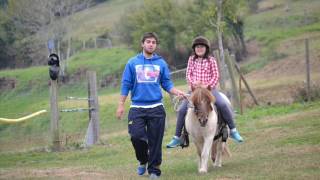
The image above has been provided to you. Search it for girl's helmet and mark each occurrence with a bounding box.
[192,36,210,50]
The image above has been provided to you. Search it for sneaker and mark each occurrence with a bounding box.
[166,136,182,148]
[150,173,160,179]
[137,164,146,176]
[230,130,244,143]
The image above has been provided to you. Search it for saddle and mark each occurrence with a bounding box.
[214,109,229,142]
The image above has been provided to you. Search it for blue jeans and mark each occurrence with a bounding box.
[174,89,235,137]
[128,105,166,176]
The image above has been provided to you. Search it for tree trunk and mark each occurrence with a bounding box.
[216,0,226,91]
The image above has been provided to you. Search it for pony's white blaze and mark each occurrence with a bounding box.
[185,87,220,173]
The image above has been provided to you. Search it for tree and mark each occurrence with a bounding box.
[49,0,92,76]
[199,0,248,61]
[1,0,92,69]
[0,9,14,68]
[116,0,249,68]
[0,0,7,8]
[115,0,183,65]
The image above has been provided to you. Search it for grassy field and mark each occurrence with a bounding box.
[0,99,319,179]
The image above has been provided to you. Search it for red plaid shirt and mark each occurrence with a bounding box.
[186,55,219,89]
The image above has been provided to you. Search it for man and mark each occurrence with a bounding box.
[116,32,185,179]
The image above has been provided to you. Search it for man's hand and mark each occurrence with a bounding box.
[116,103,125,120]
[170,88,187,99]
[116,96,127,120]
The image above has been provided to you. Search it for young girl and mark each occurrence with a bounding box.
[166,36,243,148]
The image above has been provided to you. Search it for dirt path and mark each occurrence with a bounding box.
[0,168,116,180]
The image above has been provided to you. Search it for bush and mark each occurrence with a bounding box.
[294,83,320,102]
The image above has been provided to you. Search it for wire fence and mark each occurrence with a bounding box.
[0,79,93,152]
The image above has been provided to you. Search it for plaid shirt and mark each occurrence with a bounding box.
[186,55,219,89]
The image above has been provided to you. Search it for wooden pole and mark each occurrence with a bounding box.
[85,71,100,146]
[224,50,240,108]
[239,76,243,114]
[213,50,226,91]
[305,38,311,101]
[234,63,259,106]
[215,0,227,92]
[50,80,60,151]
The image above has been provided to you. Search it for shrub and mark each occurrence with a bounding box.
[294,83,320,102]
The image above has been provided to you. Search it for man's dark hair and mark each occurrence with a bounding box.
[141,32,159,44]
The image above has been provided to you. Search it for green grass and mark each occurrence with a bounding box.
[0,101,319,179]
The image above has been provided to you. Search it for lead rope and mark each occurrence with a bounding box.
[172,94,192,112]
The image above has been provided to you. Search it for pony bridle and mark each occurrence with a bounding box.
[196,108,209,127]
[188,100,209,127]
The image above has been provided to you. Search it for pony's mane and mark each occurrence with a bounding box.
[191,87,215,108]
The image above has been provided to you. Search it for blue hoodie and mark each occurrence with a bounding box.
[121,52,174,106]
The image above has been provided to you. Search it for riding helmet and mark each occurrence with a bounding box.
[192,36,210,50]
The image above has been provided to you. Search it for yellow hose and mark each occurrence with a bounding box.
[0,110,47,124]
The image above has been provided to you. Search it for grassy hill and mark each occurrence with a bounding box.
[242,0,320,106]
[243,0,320,72]
[0,0,320,179]
[68,0,143,40]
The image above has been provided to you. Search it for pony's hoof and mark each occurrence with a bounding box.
[198,169,207,174]
[213,163,222,168]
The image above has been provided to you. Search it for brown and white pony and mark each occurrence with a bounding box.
[185,87,228,173]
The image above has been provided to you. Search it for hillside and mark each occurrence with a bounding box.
[240,0,320,106]
[68,0,143,40]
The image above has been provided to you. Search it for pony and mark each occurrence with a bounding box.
[185,87,229,173]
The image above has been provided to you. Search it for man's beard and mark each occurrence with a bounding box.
[144,48,155,56]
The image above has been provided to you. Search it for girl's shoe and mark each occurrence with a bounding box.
[230,130,244,143]
[166,136,182,148]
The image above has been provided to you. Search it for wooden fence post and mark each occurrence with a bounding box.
[85,71,100,146]
[239,76,243,114]
[82,40,86,49]
[234,63,259,106]
[213,50,226,91]
[224,50,240,109]
[50,80,60,151]
[305,38,311,101]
